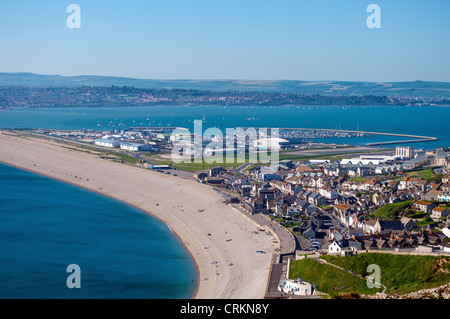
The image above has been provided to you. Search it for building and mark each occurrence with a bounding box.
[328,240,353,256]
[278,278,315,296]
[94,139,120,148]
[120,142,151,152]
[193,171,208,180]
[431,207,450,221]
[253,137,290,150]
[209,166,225,177]
[396,146,414,159]
[373,220,405,234]
[437,192,450,202]
[413,200,437,213]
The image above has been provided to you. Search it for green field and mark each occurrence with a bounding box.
[289,258,379,297]
[370,200,414,220]
[320,253,450,295]
[144,153,259,172]
[405,169,434,179]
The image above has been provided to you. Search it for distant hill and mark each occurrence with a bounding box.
[0,73,449,98]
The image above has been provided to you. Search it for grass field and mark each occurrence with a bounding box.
[370,200,414,220]
[320,253,450,295]
[405,169,434,179]
[289,258,379,296]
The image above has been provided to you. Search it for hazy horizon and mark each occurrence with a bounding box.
[2,72,450,84]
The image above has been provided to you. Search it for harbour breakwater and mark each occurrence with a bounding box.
[244,127,438,147]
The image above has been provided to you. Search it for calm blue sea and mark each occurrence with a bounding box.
[1,105,449,149]
[0,163,198,299]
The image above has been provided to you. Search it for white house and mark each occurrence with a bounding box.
[328,241,343,254]
[278,278,314,296]
[319,186,339,199]
[328,240,353,256]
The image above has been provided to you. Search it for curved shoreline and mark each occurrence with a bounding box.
[0,131,277,299]
[0,159,201,298]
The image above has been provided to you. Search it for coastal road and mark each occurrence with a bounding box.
[248,213,297,256]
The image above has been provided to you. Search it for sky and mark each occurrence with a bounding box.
[0,0,449,82]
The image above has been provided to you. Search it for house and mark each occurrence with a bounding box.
[437,192,450,203]
[359,179,383,192]
[413,200,437,213]
[328,240,353,256]
[328,228,344,241]
[274,203,288,217]
[295,199,311,212]
[205,176,224,184]
[348,238,363,250]
[363,238,378,250]
[302,227,316,239]
[287,206,302,218]
[431,207,450,221]
[247,197,266,214]
[258,166,283,181]
[442,174,450,183]
[240,185,252,197]
[328,241,343,254]
[364,219,377,234]
[376,238,389,249]
[193,171,208,180]
[372,192,386,206]
[373,220,405,235]
[307,192,326,206]
[278,278,315,296]
[347,214,366,230]
[348,227,365,238]
[310,214,323,229]
[400,217,417,230]
[279,159,294,168]
[319,186,339,199]
[209,166,226,177]
[258,183,276,202]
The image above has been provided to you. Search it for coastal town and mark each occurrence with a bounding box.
[192,144,450,298]
[1,85,449,109]
[26,128,450,254]
[17,126,450,298]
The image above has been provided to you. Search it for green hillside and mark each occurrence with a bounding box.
[1,73,450,98]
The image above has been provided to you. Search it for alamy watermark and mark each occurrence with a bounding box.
[66,264,81,289]
[367,4,381,29]
[65,4,380,30]
[170,120,281,166]
[66,4,81,29]
[366,264,381,289]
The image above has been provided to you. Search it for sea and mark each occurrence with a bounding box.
[0,104,449,149]
[0,104,449,298]
[0,162,197,299]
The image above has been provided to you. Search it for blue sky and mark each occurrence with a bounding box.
[0,0,449,81]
